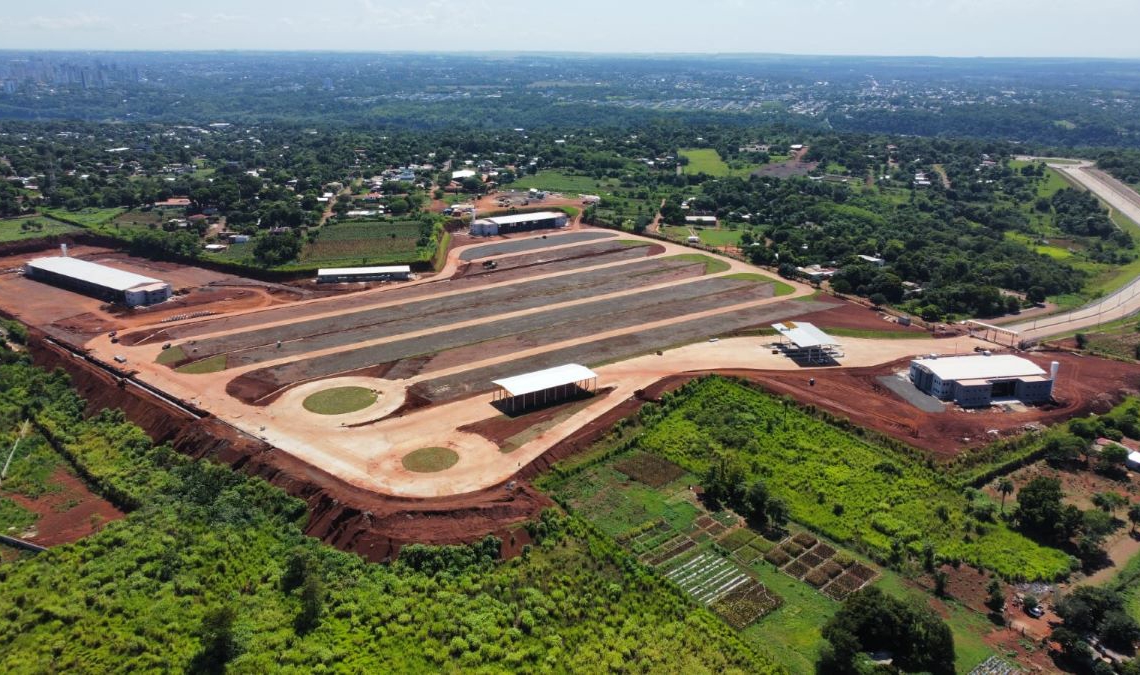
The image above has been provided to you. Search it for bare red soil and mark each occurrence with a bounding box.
[5,468,125,546]
[28,335,549,561]
[796,298,927,335]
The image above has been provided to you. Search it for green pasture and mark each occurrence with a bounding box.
[0,218,81,242]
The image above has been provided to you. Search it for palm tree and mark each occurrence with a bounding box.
[997,478,1015,514]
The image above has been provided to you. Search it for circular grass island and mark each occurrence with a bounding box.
[401,447,459,473]
[302,386,378,415]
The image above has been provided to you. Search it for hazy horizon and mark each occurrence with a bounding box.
[3,0,1139,59]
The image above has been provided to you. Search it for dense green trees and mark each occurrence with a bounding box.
[1055,586,1140,653]
[0,345,778,673]
[818,587,955,674]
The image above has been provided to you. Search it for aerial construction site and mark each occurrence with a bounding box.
[2,222,1138,560]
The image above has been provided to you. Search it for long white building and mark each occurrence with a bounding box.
[24,256,171,307]
[470,211,568,236]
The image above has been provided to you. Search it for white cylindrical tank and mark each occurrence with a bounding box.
[1050,361,1060,380]
[60,243,68,257]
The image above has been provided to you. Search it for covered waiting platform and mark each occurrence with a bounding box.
[771,321,843,362]
[491,364,598,413]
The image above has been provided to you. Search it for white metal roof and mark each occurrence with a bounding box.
[451,169,476,180]
[911,354,1046,382]
[26,256,164,292]
[492,364,597,397]
[316,265,411,277]
[483,211,566,225]
[771,321,840,349]
[1129,451,1140,466]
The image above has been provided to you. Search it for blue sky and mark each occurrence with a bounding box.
[3,0,1139,58]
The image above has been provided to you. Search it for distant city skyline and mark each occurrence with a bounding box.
[2,0,1139,59]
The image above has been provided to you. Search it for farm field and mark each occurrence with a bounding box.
[544,445,1000,673]
[630,377,1072,580]
[662,225,745,247]
[510,170,621,194]
[41,207,126,229]
[300,219,434,266]
[679,149,762,178]
[0,217,81,242]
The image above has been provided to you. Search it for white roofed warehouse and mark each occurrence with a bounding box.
[470,211,568,237]
[492,363,597,413]
[909,354,1056,408]
[24,256,172,307]
[316,265,412,283]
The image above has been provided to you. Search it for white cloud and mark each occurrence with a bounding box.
[20,14,110,31]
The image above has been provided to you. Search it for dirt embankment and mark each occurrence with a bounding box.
[27,334,549,560]
[29,337,191,443]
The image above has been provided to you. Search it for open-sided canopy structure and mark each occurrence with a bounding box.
[771,321,840,349]
[491,364,598,412]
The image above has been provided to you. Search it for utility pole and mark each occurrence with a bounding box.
[0,420,31,488]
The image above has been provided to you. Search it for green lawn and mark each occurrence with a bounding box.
[154,345,186,366]
[510,171,620,195]
[174,354,227,374]
[664,253,731,274]
[679,149,762,178]
[401,447,459,473]
[739,557,838,671]
[0,497,36,534]
[301,386,377,415]
[42,207,126,229]
[299,220,432,266]
[550,464,700,538]
[873,571,996,673]
[722,272,796,296]
[0,218,81,242]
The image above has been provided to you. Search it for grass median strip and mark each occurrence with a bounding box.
[401,447,459,473]
[664,253,731,274]
[302,386,378,415]
[174,354,227,374]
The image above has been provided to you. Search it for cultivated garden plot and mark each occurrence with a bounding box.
[710,581,785,629]
[613,453,686,488]
[662,551,752,605]
[763,532,879,601]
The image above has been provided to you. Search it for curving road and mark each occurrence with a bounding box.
[1008,158,1140,341]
